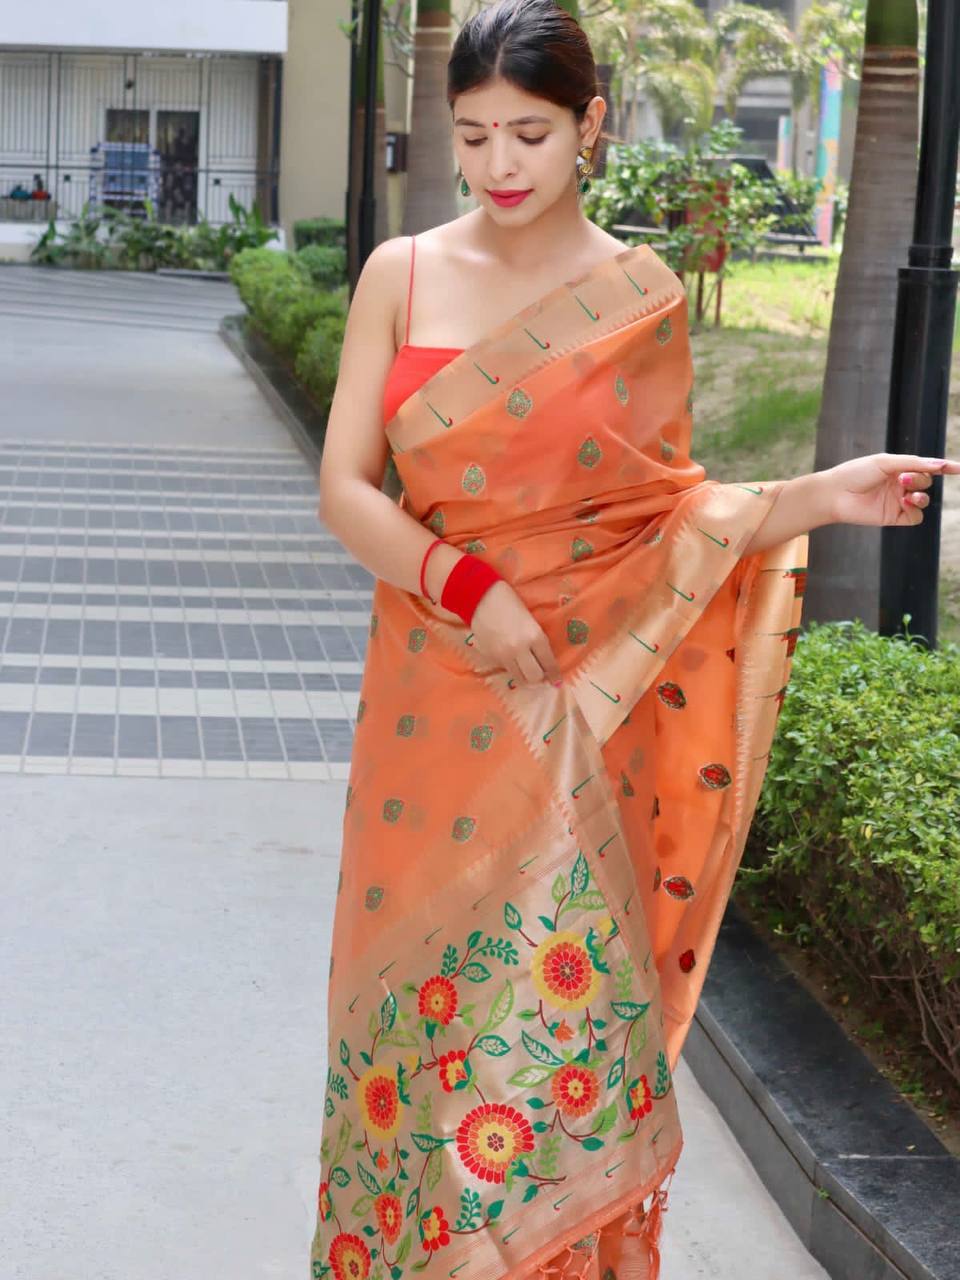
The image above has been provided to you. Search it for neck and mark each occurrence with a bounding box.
[469,188,591,272]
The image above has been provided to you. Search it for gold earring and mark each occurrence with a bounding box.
[577,145,594,195]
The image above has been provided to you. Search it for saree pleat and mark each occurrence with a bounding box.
[310,244,806,1280]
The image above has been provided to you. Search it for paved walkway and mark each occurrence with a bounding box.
[0,266,827,1279]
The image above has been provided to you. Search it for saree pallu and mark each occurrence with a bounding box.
[310,243,807,1280]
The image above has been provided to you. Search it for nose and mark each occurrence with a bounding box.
[487,136,520,183]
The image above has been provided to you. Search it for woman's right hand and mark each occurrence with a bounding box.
[468,580,564,688]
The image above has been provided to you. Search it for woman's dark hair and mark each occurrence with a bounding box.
[447,0,603,132]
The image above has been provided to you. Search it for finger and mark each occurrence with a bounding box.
[530,634,563,685]
[902,490,930,510]
[897,470,932,491]
[882,453,960,476]
[516,650,546,687]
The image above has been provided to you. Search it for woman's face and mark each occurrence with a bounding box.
[451,77,603,224]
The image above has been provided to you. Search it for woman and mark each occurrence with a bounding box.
[309,2,957,1276]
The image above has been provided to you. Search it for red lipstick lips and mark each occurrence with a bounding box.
[488,189,532,207]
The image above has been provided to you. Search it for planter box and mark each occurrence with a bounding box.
[0,198,57,222]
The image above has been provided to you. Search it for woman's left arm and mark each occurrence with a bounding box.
[742,454,960,556]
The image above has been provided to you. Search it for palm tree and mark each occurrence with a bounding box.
[804,0,920,627]
[402,0,461,236]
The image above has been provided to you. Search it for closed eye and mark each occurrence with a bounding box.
[463,136,547,146]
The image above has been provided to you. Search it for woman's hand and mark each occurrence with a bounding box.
[468,580,564,688]
[825,453,960,527]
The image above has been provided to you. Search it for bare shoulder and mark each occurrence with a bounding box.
[353,234,413,343]
[587,223,629,259]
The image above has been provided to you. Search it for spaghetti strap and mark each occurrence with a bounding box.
[405,235,416,345]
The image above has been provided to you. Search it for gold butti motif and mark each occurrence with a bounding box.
[614,372,629,405]
[462,464,486,495]
[506,388,533,419]
[577,437,602,469]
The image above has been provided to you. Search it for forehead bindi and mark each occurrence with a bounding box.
[453,114,553,129]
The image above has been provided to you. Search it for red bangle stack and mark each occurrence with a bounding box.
[440,553,502,626]
[420,537,445,603]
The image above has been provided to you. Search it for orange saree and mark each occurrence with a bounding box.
[310,243,807,1280]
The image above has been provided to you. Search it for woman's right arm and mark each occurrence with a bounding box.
[317,239,562,688]
[317,237,467,605]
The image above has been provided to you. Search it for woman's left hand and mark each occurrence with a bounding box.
[826,453,960,527]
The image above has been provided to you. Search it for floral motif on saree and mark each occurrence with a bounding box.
[310,243,807,1280]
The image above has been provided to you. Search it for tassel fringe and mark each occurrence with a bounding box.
[534,1162,678,1280]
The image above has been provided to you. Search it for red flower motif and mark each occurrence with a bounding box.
[551,1063,600,1118]
[656,680,686,709]
[626,1074,653,1120]
[329,1232,372,1280]
[419,1206,451,1252]
[374,1192,402,1245]
[418,975,458,1025]
[662,874,695,901]
[679,948,696,973]
[436,1048,472,1092]
[531,931,599,1010]
[456,1102,535,1183]
[317,1179,332,1222]
[698,762,731,790]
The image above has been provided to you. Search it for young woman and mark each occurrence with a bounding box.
[309,2,957,1276]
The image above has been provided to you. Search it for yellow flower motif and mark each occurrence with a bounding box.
[356,1064,404,1141]
[598,915,615,938]
[531,930,600,1011]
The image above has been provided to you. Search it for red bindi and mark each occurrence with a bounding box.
[492,121,498,127]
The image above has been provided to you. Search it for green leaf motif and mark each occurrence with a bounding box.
[521,1029,565,1067]
[611,1000,651,1020]
[565,890,606,912]
[461,961,491,983]
[522,1183,540,1203]
[357,1162,381,1196]
[339,1038,350,1066]
[425,1148,443,1191]
[571,850,589,897]
[581,1136,605,1151]
[475,1034,512,1057]
[487,1199,504,1221]
[405,1187,420,1219]
[467,929,482,949]
[440,944,458,977]
[481,979,514,1032]
[551,873,568,904]
[380,992,397,1034]
[395,1233,412,1264]
[504,902,522,930]
[506,1063,555,1088]
[537,914,557,932]
[330,1165,351,1187]
[411,1132,451,1153]
[351,1192,374,1217]
[606,1056,625,1089]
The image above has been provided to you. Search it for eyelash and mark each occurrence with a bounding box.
[463,136,546,146]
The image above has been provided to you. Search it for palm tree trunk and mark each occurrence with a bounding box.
[804,0,920,628]
[401,0,459,236]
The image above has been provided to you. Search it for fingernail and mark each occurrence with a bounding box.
[898,473,912,487]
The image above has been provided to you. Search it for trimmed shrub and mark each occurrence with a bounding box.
[293,217,346,251]
[296,243,348,289]
[295,311,346,416]
[737,620,960,1088]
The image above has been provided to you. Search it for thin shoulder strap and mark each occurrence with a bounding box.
[405,235,416,345]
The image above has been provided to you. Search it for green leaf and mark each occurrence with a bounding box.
[461,962,492,983]
[525,1096,548,1109]
[486,1199,504,1221]
[467,929,482,949]
[504,902,522,930]
[405,1187,420,1218]
[380,992,398,1034]
[507,1063,555,1088]
[551,873,568,903]
[522,1183,540,1203]
[606,1056,625,1089]
[351,1192,374,1216]
[339,1038,350,1065]
[329,1165,351,1187]
[357,1162,381,1196]
[475,1034,512,1057]
[595,1101,619,1136]
[537,914,557,932]
[481,979,515,1032]
[532,1120,550,1133]
[571,849,590,896]
[521,1029,565,1067]
[517,1008,538,1021]
[611,1000,651,1020]
[411,1132,451,1153]
[395,1232,412,1264]
[566,890,607,911]
[580,1136,605,1151]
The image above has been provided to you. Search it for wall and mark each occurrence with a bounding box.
[0,0,286,56]
[278,0,350,239]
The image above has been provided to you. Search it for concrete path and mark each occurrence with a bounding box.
[0,267,827,1279]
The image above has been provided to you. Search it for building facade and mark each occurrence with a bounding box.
[0,0,286,227]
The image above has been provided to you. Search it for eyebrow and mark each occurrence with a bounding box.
[453,115,552,127]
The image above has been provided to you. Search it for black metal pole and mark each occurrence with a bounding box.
[346,0,359,292]
[878,0,960,646]
[357,0,382,274]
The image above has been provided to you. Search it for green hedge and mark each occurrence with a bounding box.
[230,245,346,417]
[293,216,346,251]
[737,620,960,1088]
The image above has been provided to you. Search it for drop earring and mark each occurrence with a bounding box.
[457,168,471,197]
[577,145,594,195]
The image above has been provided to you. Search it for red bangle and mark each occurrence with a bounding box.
[440,553,502,626]
[420,537,446,603]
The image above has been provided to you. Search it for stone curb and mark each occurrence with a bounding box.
[684,900,959,1280]
[218,314,325,469]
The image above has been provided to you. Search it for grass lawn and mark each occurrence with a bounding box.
[687,254,960,645]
